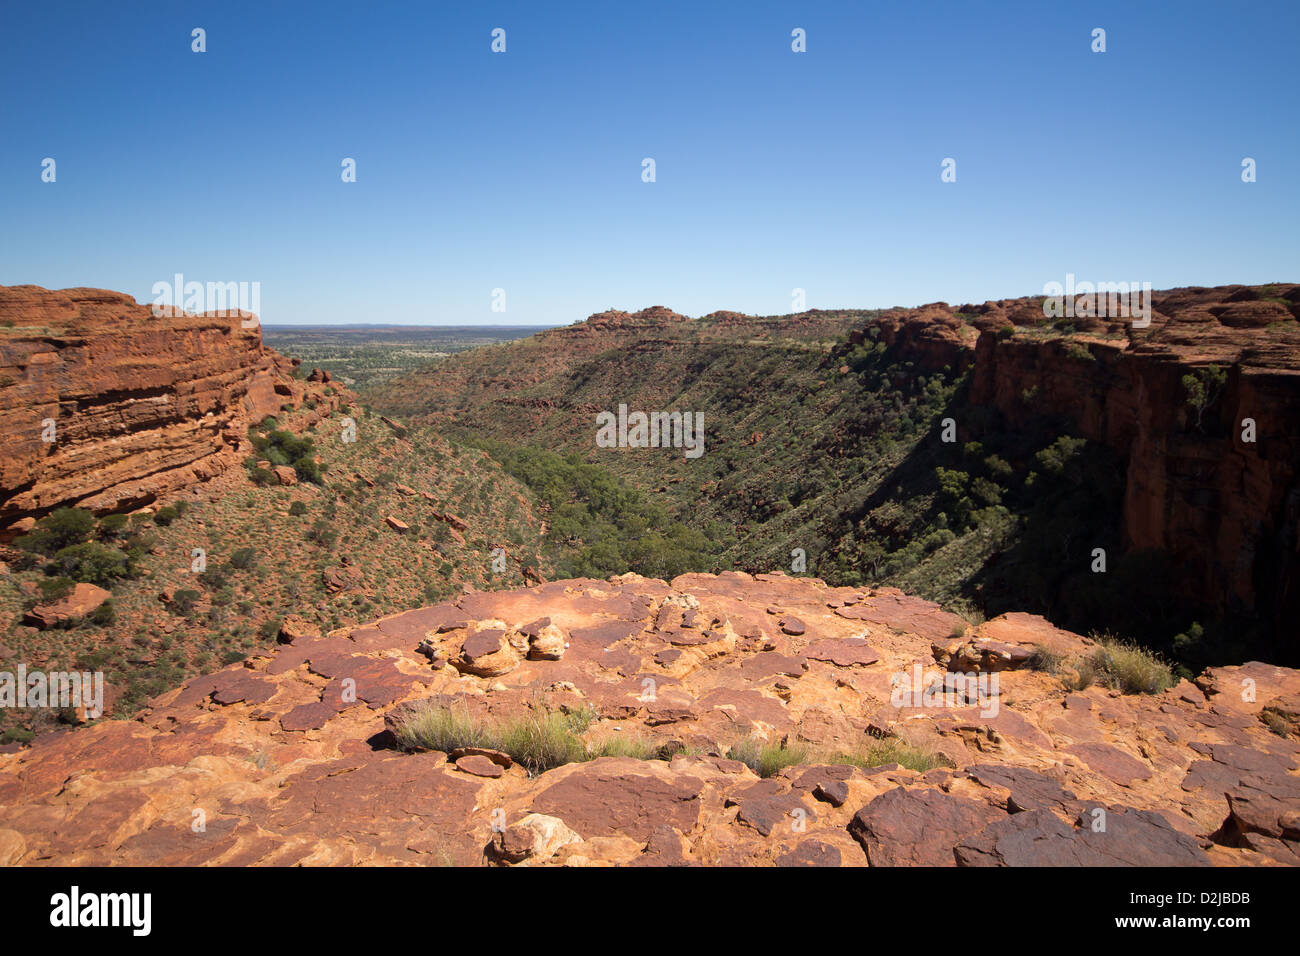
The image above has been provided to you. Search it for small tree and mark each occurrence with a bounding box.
[1182,364,1226,432]
[15,507,96,556]
[172,589,202,617]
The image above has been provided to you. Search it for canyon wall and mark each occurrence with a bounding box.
[873,284,1300,637]
[0,285,343,529]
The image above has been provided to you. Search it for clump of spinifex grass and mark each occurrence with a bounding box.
[725,733,948,777]
[392,700,660,776]
[828,737,952,774]
[390,702,485,754]
[588,734,672,761]
[1070,636,1175,695]
[725,738,811,778]
[395,700,952,780]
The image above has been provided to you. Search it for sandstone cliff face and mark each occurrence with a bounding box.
[0,572,1295,866]
[861,285,1300,640]
[0,285,345,529]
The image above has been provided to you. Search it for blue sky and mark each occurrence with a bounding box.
[1,1,1296,325]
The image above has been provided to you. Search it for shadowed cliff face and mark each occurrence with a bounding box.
[0,285,347,528]
[959,285,1300,647]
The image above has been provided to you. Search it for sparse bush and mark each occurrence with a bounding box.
[392,701,621,777]
[1072,637,1174,695]
[1026,644,1065,674]
[85,598,115,629]
[831,737,950,773]
[171,589,202,617]
[37,576,76,602]
[96,513,128,539]
[726,737,809,778]
[152,505,181,526]
[15,507,96,556]
[51,542,131,586]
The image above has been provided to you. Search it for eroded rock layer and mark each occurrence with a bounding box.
[0,285,344,528]
[862,285,1300,642]
[1,572,1295,866]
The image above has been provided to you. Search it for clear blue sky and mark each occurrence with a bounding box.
[2,1,1296,325]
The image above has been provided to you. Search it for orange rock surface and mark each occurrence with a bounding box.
[1,572,1295,866]
[0,285,346,530]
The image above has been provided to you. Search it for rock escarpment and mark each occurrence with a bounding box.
[0,285,346,529]
[1,572,1295,866]
[854,285,1300,646]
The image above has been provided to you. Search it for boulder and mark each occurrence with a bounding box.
[488,813,581,865]
[23,583,110,629]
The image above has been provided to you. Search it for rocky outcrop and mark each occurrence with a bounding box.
[1,572,1295,866]
[850,284,1300,648]
[0,285,347,531]
[22,582,110,629]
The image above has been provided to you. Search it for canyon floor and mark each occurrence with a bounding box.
[1,571,1297,866]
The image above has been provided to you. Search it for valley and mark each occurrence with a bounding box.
[1,282,1298,869]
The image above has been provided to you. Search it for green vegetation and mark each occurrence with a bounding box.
[481,442,714,579]
[13,507,150,588]
[391,699,943,780]
[391,700,598,776]
[1070,636,1176,695]
[829,737,951,773]
[366,310,1256,671]
[246,419,322,484]
[262,325,547,391]
[725,737,810,777]
[1181,364,1226,431]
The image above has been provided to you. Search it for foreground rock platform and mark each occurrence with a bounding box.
[1,572,1297,866]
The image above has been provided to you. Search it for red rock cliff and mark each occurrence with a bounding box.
[863,284,1300,635]
[0,285,343,529]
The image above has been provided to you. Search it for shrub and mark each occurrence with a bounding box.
[288,501,308,516]
[493,708,590,775]
[15,507,96,556]
[153,505,181,526]
[831,737,950,773]
[248,425,322,484]
[96,513,129,539]
[391,701,608,777]
[229,547,257,570]
[51,542,131,586]
[725,737,809,778]
[37,576,77,602]
[171,589,202,617]
[307,519,338,548]
[87,600,117,626]
[588,734,667,760]
[197,564,228,595]
[1073,637,1174,695]
[1026,644,1065,674]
